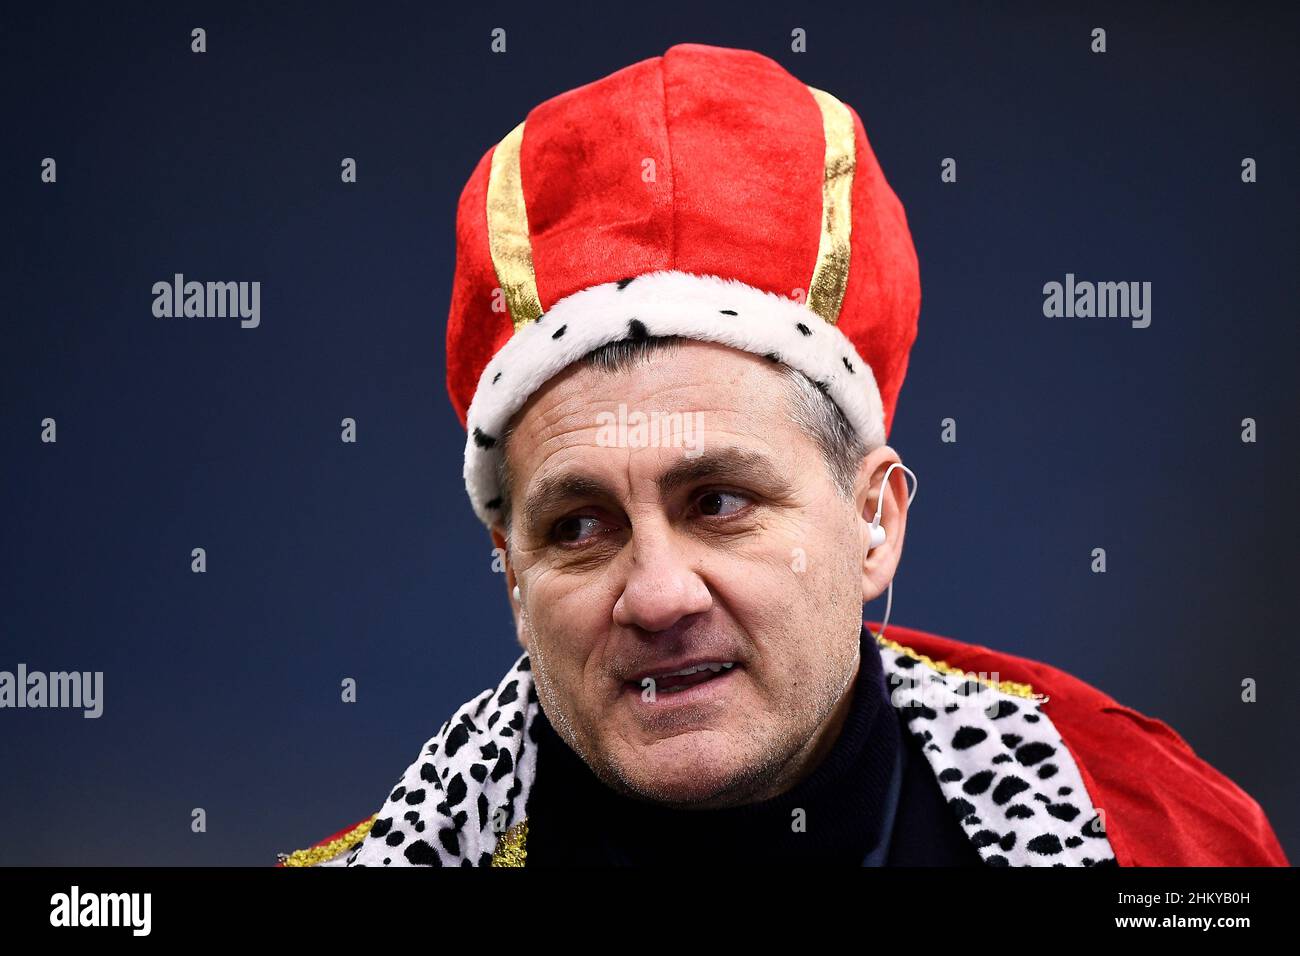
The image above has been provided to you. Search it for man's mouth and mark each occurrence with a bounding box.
[627,662,736,694]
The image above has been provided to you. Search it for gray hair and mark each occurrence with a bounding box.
[493,335,871,546]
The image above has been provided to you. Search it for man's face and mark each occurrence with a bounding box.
[501,340,874,808]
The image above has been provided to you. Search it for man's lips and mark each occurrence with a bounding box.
[624,660,739,693]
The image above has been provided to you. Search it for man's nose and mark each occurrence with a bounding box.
[611,526,712,633]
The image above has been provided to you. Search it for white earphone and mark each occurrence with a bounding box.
[867,461,919,641]
[513,584,521,602]
[867,461,917,551]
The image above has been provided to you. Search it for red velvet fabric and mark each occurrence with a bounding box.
[445,43,920,436]
[873,621,1290,867]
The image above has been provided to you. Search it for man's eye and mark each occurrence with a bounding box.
[694,490,750,517]
[553,515,603,544]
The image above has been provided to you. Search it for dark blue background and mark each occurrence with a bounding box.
[2,1,1295,865]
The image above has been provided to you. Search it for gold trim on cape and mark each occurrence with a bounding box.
[490,819,529,867]
[278,814,378,867]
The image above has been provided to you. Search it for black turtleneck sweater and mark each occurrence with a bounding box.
[523,625,985,866]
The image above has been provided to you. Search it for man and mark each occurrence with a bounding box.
[278,43,1288,868]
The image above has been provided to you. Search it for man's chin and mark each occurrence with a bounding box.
[605,733,764,807]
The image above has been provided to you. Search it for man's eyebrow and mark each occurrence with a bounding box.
[520,447,791,537]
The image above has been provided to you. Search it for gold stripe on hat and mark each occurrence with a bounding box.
[486,120,544,330]
[805,86,856,326]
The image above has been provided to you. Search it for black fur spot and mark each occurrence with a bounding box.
[551,325,567,340]
[627,319,648,340]
[948,797,976,819]
[444,722,470,759]
[987,700,1019,719]
[497,680,519,707]
[406,838,443,865]
[952,726,988,749]
[991,775,1031,805]
[1015,742,1056,766]
[720,309,737,316]
[1046,802,1081,822]
[445,773,468,807]
[1081,815,1109,839]
[472,427,497,449]
[796,322,812,336]
[616,277,636,290]
[1026,834,1064,856]
[962,770,995,795]
[491,749,515,782]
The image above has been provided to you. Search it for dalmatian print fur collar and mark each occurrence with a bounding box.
[337,639,1117,867]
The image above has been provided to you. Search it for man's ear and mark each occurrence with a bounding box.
[489,524,528,652]
[853,446,909,604]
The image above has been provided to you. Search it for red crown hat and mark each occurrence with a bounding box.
[448,43,921,528]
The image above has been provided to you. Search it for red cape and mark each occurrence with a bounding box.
[880,622,1289,866]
